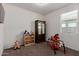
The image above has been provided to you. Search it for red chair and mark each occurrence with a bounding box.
[48,36,66,55]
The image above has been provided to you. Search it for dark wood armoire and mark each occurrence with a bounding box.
[35,20,46,43]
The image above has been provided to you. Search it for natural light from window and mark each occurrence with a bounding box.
[61,10,78,33]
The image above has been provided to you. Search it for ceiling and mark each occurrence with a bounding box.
[10,3,70,15]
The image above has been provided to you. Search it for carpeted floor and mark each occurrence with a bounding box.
[2,42,79,56]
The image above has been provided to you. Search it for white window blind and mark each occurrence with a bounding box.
[61,10,78,33]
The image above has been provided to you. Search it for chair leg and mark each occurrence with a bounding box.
[64,47,66,54]
[54,49,56,55]
[63,44,66,54]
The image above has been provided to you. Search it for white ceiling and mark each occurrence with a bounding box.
[10,3,70,15]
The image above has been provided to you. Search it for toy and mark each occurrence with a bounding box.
[14,40,20,49]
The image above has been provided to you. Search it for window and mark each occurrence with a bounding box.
[61,10,78,33]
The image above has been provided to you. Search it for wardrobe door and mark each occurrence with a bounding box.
[37,22,42,43]
[35,20,40,43]
[41,22,46,42]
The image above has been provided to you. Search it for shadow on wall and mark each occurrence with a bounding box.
[0,3,5,23]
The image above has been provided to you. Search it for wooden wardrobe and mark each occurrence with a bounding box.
[35,20,46,43]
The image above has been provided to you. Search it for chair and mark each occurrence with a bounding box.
[48,37,66,55]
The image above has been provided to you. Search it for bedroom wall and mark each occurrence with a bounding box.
[2,4,44,49]
[0,24,3,55]
[0,4,4,55]
[45,4,79,51]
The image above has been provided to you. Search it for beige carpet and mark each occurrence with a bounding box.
[2,42,79,56]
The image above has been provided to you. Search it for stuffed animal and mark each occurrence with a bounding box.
[14,40,20,49]
[51,34,60,49]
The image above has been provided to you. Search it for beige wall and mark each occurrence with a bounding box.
[0,24,3,55]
